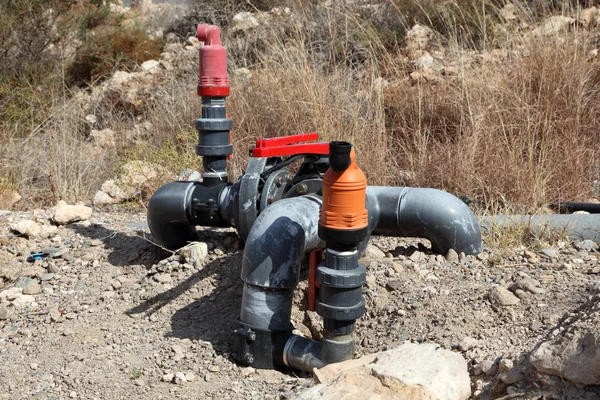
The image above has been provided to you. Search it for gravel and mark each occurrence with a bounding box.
[1,207,600,399]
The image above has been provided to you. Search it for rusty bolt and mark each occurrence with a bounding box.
[275,176,283,186]
[297,183,308,195]
[268,195,276,204]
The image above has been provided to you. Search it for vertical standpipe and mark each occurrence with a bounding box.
[196,24,232,186]
[314,141,368,363]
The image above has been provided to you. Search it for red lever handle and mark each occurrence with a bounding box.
[252,133,329,157]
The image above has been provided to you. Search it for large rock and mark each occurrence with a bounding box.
[530,295,600,385]
[51,201,92,225]
[296,342,471,400]
[94,161,165,205]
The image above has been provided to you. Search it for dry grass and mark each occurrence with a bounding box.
[2,0,600,210]
[386,34,600,209]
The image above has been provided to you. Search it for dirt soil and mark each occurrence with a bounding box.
[1,208,600,399]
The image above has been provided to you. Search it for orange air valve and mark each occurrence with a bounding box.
[319,142,368,243]
[314,141,368,364]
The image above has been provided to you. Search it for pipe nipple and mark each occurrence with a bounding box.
[329,141,352,172]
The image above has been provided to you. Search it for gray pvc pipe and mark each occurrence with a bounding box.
[366,187,483,255]
[240,195,325,331]
[479,214,600,243]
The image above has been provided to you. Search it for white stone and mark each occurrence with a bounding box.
[0,288,23,303]
[12,295,35,308]
[52,202,92,225]
[141,60,161,74]
[232,12,260,32]
[298,342,470,400]
[179,243,208,269]
[488,286,520,307]
[10,220,41,238]
[93,190,117,206]
[90,128,116,148]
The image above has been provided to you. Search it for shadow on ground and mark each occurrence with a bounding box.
[69,222,165,267]
[127,252,244,353]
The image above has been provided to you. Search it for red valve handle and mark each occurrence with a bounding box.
[252,133,330,158]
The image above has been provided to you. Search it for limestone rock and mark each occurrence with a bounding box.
[51,201,92,225]
[445,249,459,263]
[10,220,41,238]
[511,278,545,295]
[531,331,600,385]
[179,242,208,269]
[499,4,518,21]
[90,128,116,148]
[141,60,161,74]
[529,295,600,385]
[488,286,520,307]
[404,24,435,54]
[94,161,165,205]
[533,16,575,36]
[93,190,117,206]
[411,52,434,70]
[232,12,260,32]
[579,7,598,28]
[12,294,35,308]
[297,343,470,400]
[365,244,386,259]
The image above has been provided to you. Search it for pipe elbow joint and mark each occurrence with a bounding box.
[241,196,324,289]
[147,181,197,250]
[367,187,483,255]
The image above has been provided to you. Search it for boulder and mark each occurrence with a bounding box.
[51,201,92,225]
[296,342,470,400]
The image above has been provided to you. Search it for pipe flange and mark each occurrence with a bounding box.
[259,169,289,212]
[316,264,366,288]
[316,297,365,321]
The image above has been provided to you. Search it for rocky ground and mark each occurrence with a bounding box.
[1,204,600,399]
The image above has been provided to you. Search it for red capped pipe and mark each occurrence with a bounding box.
[197,24,230,97]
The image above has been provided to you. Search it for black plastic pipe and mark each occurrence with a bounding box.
[147,181,234,250]
[551,202,600,214]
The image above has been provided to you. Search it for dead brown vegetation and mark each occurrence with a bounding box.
[1,0,600,211]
